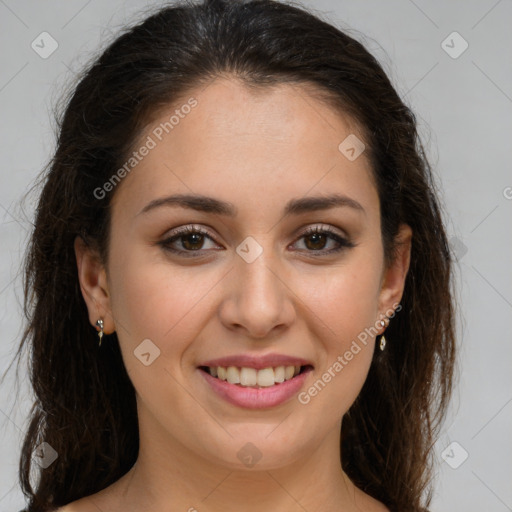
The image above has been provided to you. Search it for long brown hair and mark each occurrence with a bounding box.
[5,0,456,510]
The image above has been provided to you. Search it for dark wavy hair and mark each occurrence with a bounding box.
[4,0,456,510]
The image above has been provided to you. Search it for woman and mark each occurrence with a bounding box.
[13,0,455,510]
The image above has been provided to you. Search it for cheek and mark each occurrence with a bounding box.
[108,248,222,361]
[301,257,382,341]
[293,256,382,412]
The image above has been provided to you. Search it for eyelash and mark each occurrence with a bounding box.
[158,224,354,258]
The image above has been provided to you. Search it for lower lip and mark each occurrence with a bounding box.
[198,368,312,409]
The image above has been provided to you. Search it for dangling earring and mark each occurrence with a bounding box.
[379,319,387,351]
[96,318,104,347]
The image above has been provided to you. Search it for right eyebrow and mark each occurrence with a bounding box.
[136,193,236,217]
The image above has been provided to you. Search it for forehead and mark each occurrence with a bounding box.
[110,78,377,218]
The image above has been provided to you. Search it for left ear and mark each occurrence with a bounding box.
[378,223,412,315]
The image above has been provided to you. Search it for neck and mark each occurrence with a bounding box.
[101,413,367,512]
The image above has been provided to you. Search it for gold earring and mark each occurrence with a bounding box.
[379,319,387,351]
[95,318,104,347]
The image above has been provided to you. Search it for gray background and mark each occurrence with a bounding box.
[0,0,511,510]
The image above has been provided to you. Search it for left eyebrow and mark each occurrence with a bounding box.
[136,194,237,217]
[136,193,365,217]
[284,193,365,216]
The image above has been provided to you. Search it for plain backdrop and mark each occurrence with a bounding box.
[0,1,511,510]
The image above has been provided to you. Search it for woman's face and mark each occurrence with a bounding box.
[77,77,411,471]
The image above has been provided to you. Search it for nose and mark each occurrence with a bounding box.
[218,245,296,339]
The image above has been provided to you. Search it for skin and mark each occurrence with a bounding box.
[69,77,411,512]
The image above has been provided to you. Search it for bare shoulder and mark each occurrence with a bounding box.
[54,503,77,512]
[54,496,103,512]
[54,502,83,512]
[55,469,133,512]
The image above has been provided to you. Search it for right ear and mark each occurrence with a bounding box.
[74,236,116,334]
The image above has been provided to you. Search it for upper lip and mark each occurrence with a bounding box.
[199,353,314,370]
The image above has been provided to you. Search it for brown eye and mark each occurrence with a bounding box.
[180,232,206,251]
[159,225,221,257]
[292,226,355,255]
[304,232,329,250]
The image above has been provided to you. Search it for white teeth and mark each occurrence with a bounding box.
[240,367,257,386]
[284,365,295,380]
[226,366,240,384]
[207,364,303,387]
[257,367,275,387]
[274,366,285,383]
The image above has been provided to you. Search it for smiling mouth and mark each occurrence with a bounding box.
[198,365,313,388]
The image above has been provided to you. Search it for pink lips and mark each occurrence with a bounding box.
[197,353,314,409]
[199,368,312,409]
